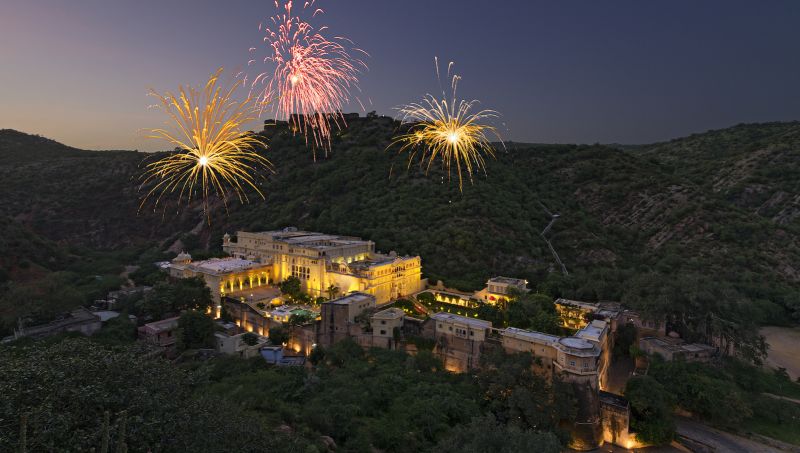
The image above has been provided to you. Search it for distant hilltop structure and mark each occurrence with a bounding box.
[262,111,394,131]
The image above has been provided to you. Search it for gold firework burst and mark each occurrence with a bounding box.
[390,59,503,191]
[140,68,272,216]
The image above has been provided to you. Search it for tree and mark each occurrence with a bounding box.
[242,332,259,346]
[92,315,136,346]
[288,313,315,326]
[171,277,213,313]
[433,415,561,453]
[625,375,675,445]
[613,323,637,358]
[476,303,505,327]
[279,276,303,301]
[309,345,326,365]
[219,306,234,323]
[177,310,215,351]
[0,338,289,451]
[325,284,340,301]
[139,278,212,321]
[477,346,575,434]
[506,293,561,335]
[416,292,435,305]
[269,326,289,345]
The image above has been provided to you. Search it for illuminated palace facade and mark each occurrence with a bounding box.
[222,228,424,304]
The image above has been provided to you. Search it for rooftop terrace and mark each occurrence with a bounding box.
[188,258,266,274]
[488,276,527,285]
[502,327,560,344]
[431,312,492,329]
[242,229,369,250]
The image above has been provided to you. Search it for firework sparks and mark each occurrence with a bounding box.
[250,0,367,153]
[140,68,271,217]
[390,58,503,191]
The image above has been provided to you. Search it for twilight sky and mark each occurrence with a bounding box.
[2,0,800,151]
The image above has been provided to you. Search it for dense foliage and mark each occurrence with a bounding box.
[642,356,800,445]
[0,339,295,452]
[624,376,676,445]
[198,339,570,453]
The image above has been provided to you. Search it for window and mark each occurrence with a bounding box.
[469,331,474,336]
[569,360,576,367]
[381,320,386,325]
[291,265,310,280]
[380,330,386,335]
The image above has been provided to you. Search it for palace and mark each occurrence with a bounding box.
[221,228,424,304]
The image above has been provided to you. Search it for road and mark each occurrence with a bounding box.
[675,418,784,453]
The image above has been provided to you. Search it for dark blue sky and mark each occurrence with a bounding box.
[2,0,800,150]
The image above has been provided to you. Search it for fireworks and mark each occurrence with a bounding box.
[391,59,503,191]
[140,68,271,216]
[250,0,367,153]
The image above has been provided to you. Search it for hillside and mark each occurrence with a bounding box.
[1,121,799,353]
[635,122,800,226]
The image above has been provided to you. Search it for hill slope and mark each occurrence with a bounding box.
[1,121,798,355]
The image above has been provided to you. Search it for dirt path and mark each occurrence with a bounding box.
[761,326,800,380]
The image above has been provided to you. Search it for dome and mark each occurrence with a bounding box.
[173,251,192,263]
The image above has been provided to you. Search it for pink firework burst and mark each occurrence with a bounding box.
[250,0,367,154]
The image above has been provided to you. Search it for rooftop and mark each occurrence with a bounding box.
[229,286,282,302]
[575,320,608,342]
[502,327,560,344]
[328,292,375,306]
[559,337,595,350]
[599,391,629,409]
[11,307,100,338]
[189,258,267,274]
[92,310,122,322]
[241,229,370,251]
[555,298,600,311]
[488,276,528,286]
[348,255,401,269]
[431,312,492,329]
[372,307,405,320]
[640,336,716,354]
[140,316,180,334]
[270,305,319,316]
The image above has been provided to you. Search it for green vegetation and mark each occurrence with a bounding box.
[624,376,676,445]
[279,275,314,303]
[505,292,562,334]
[91,314,137,346]
[2,120,800,356]
[391,298,426,317]
[645,356,800,445]
[613,322,638,358]
[0,339,297,452]
[0,336,580,452]
[176,310,216,351]
[268,325,289,345]
[201,339,570,452]
[241,332,259,346]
